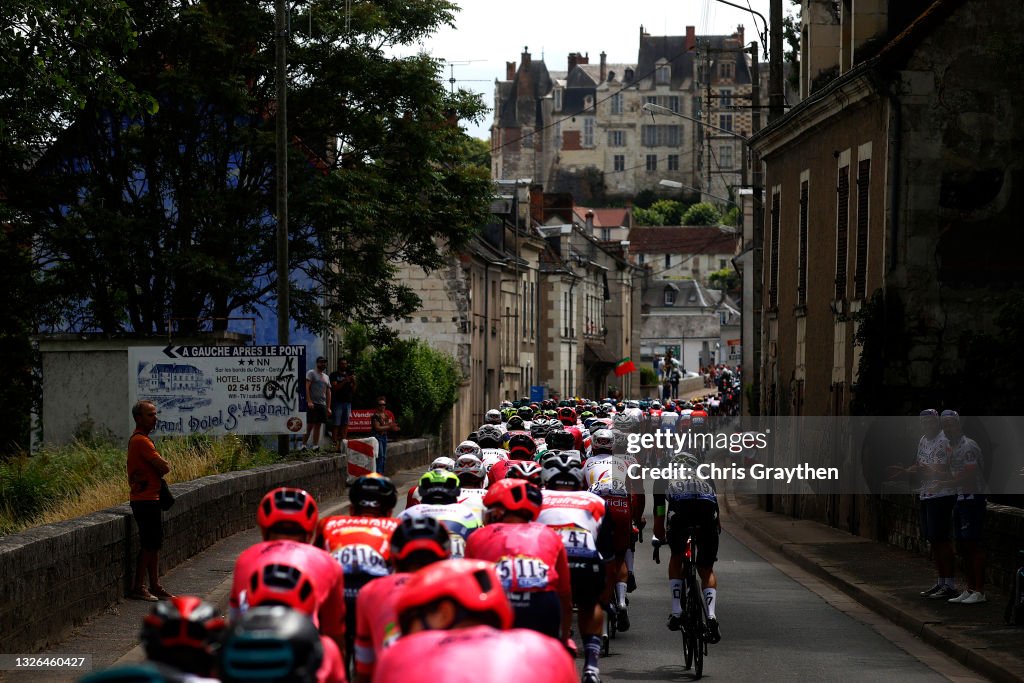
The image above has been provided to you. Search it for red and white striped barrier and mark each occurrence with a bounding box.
[345,437,379,482]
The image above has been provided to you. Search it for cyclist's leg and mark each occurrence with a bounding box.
[696,503,721,643]
[665,507,687,629]
[574,566,606,678]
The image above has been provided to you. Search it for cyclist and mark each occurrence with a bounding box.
[506,415,527,433]
[316,474,400,669]
[465,478,572,645]
[140,596,225,679]
[505,460,544,486]
[652,454,722,643]
[454,452,489,510]
[353,516,452,683]
[373,560,577,682]
[484,408,506,431]
[583,432,645,627]
[476,424,506,450]
[229,488,347,660]
[220,605,339,683]
[539,451,614,683]
[405,455,458,508]
[507,432,538,461]
[400,469,482,557]
[558,406,577,427]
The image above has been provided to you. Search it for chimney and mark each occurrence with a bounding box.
[686,26,696,51]
[585,210,595,236]
[600,51,607,82]
[518,48,533,97]
[737,24,745,46]
[568,52,579,71]
[640,25,647,39]
[506,61,516,80]
[521,46,531,69]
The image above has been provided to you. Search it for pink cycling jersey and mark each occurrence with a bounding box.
[318,635,347,683]
[465,523,570,597]
[372,625,576,682]
[354,573,410,680]
[229,540,346,643]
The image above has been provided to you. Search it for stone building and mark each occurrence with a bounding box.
[628,225,740,286]
[491,27,754,204]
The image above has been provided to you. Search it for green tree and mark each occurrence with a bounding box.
[682,202,722,226]
[1,0,149,454]
[633,199,685,226]
[10,0,492,341]
[459,137,491,171]
[708,267,739,292]
[353,338,462,436]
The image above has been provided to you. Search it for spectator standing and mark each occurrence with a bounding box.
[301,356,331,452]
[329,358,356,452]
[941,411,988,604]
[371,396,399,473]
[889,409,956,599]
[127,400,174,601]
[669,364,682,399]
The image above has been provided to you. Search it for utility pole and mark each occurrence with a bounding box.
[705,45,713,195]
[769,0,784,122]
[749,41,763,417]
[275,0,289,456]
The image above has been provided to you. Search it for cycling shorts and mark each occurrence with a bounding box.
[666,498,719,569]
[918,496,954,542]
[507,590,562,639]
[569,561,605,608]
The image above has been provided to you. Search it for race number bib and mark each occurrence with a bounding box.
[553,524,598,559]
[332,544,389,577]
[448,533,467,559]
[495,555,550,590]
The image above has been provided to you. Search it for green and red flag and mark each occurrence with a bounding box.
[615,357,637,376]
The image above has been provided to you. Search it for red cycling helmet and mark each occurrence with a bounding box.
[483,478,543,521]
[257,488,319,538]
[396,559,513,632]
[141,596,226,675]
[558,406,577,426]
[506,432,537,461]
[245,563,317,615]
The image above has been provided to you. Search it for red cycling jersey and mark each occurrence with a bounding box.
[317,516,400,595]
[372,625,577,683]
[353,572,410,681]
[487,459,514,485]
[229,540,346,643]
[464,522,571,597]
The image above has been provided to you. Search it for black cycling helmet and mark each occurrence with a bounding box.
[530,420,552,440]
[545,429,576,451]
[506,415,526,432]
[349,474,397,513]
[220,606,323,683]
[517,406,534,421]
[390,516,452,571]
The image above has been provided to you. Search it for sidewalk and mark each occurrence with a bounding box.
[722,490,1024,683]
[1,468,423,683]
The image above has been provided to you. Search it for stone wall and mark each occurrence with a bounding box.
[0,438,436,654]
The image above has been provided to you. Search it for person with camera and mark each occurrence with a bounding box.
[330,358,357,452]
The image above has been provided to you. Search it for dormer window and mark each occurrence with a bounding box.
[720,61,734,79]
[656,65,671,84]
[625,68,635,81]
[608,70,616,82]
[554,88,563,111]
[664,286,677,306]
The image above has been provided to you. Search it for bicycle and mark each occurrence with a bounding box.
[653,528,709,679]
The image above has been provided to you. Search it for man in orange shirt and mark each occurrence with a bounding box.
[127,400,173,602]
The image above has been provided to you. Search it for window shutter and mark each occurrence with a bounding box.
[835,166,849,301]
[798,180,808,306]
[770,190,781,309]
[855,159,870,299]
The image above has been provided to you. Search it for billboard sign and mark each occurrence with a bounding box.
[129,345,306,436]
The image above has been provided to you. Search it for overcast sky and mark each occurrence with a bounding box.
[397,0,779,139]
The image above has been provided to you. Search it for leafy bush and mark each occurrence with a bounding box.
[353,338,462,437]
[640,366,658,386]
[681,202,722,226]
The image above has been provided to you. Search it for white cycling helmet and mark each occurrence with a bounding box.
[430,456,456,472]
[454,440,482,458]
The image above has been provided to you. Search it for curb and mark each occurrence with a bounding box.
[722,490,1023,683]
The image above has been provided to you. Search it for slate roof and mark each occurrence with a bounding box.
[578,63,637,85]
[643,279,739,312]
[497,59,555,129]
[628,226,740,255]
[635,35,695,90]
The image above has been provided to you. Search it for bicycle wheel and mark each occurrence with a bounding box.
[682,622,694,670]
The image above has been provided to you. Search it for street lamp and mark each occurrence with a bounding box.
[658,179,739,211]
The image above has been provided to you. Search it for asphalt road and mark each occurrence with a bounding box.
[578,517,982,683]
